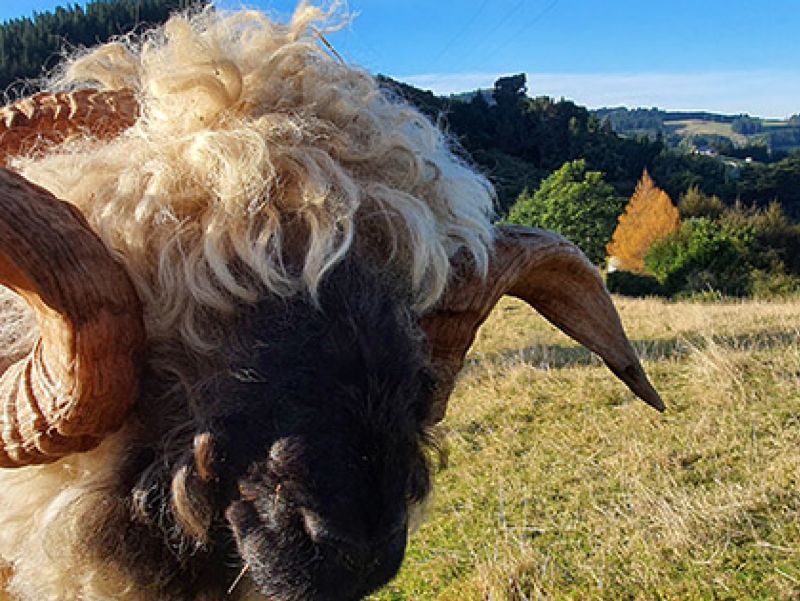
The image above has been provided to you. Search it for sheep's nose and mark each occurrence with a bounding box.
[300,507,408,579]
[338,545,380,575]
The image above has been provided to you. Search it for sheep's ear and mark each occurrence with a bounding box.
[421,225,664,423]
[0,168,145,467]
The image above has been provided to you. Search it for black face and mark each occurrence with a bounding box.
[212,262,436,601]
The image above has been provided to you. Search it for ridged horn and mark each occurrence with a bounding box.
[421,224,664,423]
[0,89,137,164]
[0,167,145,467]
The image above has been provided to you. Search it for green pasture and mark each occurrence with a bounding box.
[372,297,800,600]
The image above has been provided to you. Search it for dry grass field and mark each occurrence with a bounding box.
[666,120,750,147]
[371,297,800,600]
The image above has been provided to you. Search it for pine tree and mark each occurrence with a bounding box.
[607,169,680,273]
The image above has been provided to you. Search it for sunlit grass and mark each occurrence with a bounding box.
[666,120,749,147]
[372,297,800,600]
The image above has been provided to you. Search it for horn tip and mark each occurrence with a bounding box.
[643,392,666,413]
[610,361,665,413]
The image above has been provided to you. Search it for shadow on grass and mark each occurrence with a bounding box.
[467,328,800,371]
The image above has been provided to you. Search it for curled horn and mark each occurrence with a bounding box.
[422,224,664,423]
[0,88,137,164]
[0,167,145,467]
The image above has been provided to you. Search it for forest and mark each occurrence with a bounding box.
[0,0,202,91]
[2,0,799,299]
[381,74,800,220]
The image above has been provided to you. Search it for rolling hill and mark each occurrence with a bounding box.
[594,106,800,154]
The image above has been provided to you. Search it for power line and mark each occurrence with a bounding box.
[479,0,528,43]
[486,0,559,61]
[431,0,490,68]
[445,0,528,72]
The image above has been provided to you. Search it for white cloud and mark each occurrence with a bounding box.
[401,71,800,119]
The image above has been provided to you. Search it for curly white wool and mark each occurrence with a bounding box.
[15,2,494,352]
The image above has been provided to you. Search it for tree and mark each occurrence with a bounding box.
[732,115,763,135]
[492,73,527,110]
[678,185,724,220]
[607,169,680,273]
[505,159,624,264]
[491,73,528,156]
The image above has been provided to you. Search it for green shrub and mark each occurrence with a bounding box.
[677,185,725,220]
[720,201,800,275]
[645,218,752,296]
[605,270,663,297]
[750,267,800,298]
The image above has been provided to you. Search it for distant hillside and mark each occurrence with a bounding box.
[0,0,204,91]
[594,106,800,156]
[380,75,800,222]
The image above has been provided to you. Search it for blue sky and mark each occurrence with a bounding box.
[2,1,798,118]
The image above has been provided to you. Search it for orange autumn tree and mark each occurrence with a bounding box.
[607,169,680,273]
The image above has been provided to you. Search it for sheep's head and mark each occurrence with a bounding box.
[0,167,661,599]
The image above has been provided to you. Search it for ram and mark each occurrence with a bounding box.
[0,6,662,601]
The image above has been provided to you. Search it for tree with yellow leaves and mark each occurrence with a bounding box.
[607,169,680,273]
